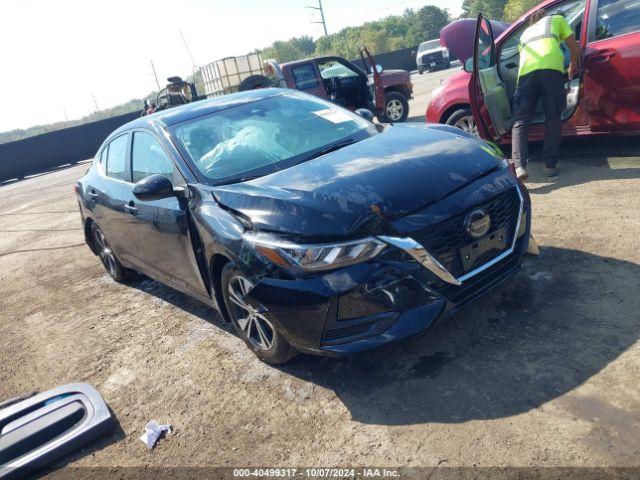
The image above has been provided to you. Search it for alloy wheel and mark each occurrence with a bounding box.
[228,275,274,351]
[453,115,479,136]
[385,99,404,121]
[94,228,117,277]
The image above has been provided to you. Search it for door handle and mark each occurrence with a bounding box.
[88,190,99,198]
[505,62,517,69]
[124,203,138,214]
[590,51,616,63]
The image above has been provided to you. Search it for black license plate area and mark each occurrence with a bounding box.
[460,227,508,271]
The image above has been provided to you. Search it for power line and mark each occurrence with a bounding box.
[150,60,161,90]
[179,29,197,70]
[306,0,328,36]
[91,94,100,112]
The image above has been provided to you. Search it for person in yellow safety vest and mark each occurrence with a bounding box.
[511,9,581,180]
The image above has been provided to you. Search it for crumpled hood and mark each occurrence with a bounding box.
[211,123,503,238]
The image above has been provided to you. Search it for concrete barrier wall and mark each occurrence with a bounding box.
[0,111,140,182]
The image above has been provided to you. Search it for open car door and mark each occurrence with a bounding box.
[359,46,386,119]
[469,14,514,141]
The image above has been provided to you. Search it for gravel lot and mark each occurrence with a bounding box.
[1,67,639,478]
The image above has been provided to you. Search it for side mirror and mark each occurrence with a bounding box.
[132,174,175,201]
[355,108,374,122]
[463,57,474,73]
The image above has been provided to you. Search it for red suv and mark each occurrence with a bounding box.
[426,0,640,143]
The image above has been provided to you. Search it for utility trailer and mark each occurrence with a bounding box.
[200,53,278,97]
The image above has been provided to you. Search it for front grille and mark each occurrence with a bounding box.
[415,188,520,279]
[435,238,524,305]
[420,52,444,64]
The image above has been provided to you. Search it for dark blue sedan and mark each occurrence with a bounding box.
[76,88,531,364]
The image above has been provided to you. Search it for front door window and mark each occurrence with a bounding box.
[595,0,640,40]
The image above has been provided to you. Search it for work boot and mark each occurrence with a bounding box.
[543,166,558,177]
[515,166,529,181]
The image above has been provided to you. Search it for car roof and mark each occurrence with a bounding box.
[111,88,288,136]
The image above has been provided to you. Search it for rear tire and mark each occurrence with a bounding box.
[91,223,130,282]
[381,91,409,123]
[221,263,297,364]
[445,107,479,137]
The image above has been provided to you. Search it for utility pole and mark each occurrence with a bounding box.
[306,0,328,36]
[91,94,100,112]
[150,60,161,90]
[179,29,197,71]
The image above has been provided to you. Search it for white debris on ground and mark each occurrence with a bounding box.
[140,420,172,449]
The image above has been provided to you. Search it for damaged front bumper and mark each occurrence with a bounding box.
[244,220,530,356]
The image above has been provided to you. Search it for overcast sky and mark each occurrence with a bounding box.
[0,0,462,132]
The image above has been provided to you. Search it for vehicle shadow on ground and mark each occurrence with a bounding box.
[511,136,640,195]
[123,274,234,335]
[278,246,640,425]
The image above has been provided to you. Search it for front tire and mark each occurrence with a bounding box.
[381,91,409,123]
[221,263,297,364]
[445,107,478,137]
[91,223,130,282]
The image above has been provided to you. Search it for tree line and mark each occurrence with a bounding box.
[2,0,542,144]
[0,98,147,145]
[261,5,451,62]
[260,0,541,63]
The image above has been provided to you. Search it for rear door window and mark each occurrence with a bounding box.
[291,65,320,90]
[95,145,108,166]
[131,131,175,183]
[105,134,129,181]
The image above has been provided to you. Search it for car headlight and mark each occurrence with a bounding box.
[244,233,387,272]
[442,48,450,58]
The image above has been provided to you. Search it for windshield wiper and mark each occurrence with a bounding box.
[213,174,264,186]
[300,137,358,163]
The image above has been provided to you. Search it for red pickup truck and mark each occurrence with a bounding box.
[278,51,413,122]
[232,48,413,123]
